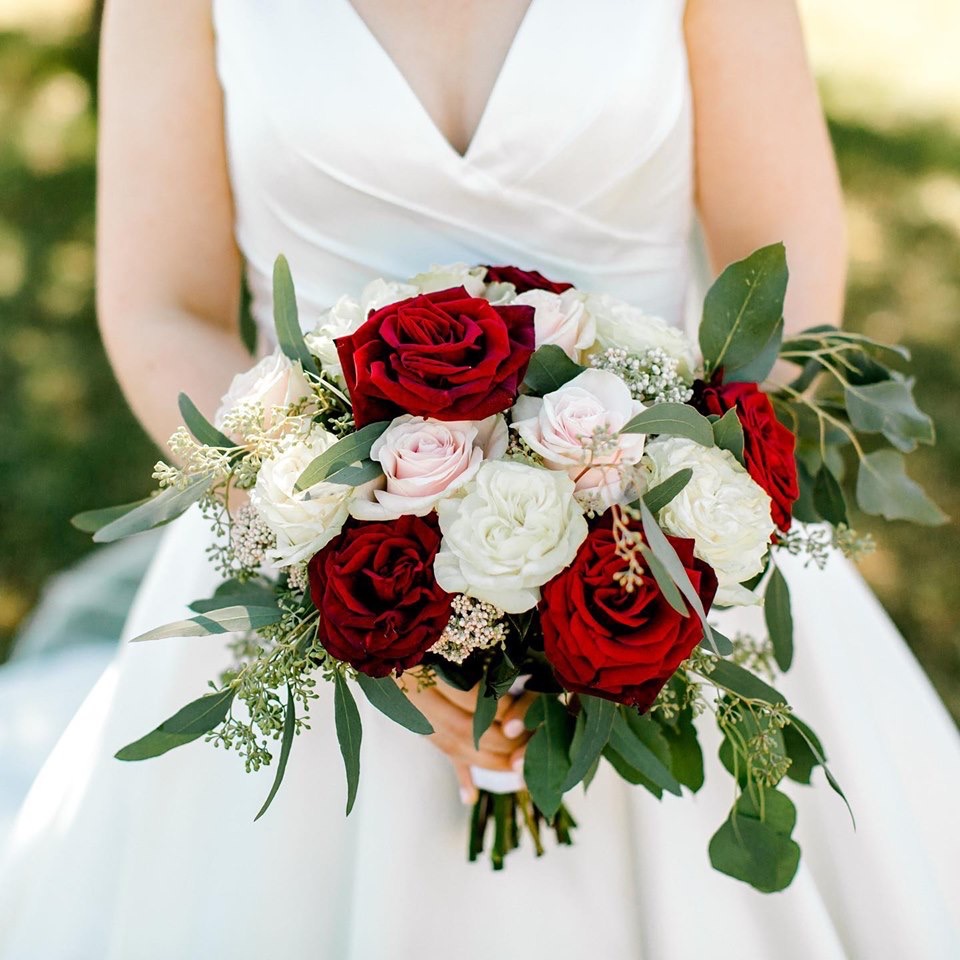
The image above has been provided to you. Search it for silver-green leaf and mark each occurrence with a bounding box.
[621,403,715,447]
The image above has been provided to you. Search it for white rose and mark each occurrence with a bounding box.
[641,437,775,605]
[408,262,487,297]
[251,429,356,566]
[514,288,596,361]
[512,368,646,509]
[584,292,698,379]
[482,281,518,305]
[350,414,509,521]
[358,277,419,313]
[434,461,588,613]
[304,295,365,379]
[214,348,313,438]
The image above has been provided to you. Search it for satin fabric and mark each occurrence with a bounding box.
[1,1,958,956]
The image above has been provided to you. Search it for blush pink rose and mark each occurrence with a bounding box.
[514,288,596,361]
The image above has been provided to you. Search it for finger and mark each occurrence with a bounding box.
[477,723,525,756]
[453,761,477,805]
[501,691,538,740]
[432,733,516,772]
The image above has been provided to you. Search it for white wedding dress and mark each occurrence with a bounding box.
[2,1,958,957]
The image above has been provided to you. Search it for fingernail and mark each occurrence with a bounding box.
[504,719,525,739]
[512,757,524,773]
[460,787,476,805]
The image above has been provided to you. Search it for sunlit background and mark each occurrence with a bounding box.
[1,0,958,719]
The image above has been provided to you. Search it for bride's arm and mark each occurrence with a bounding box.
[685,0,847,336]
[96,0,251,450]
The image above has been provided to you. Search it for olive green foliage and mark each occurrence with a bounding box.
[0,18,958,724]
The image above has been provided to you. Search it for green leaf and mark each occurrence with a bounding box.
[706,659,788,705]
[238,266,257,356]
[189,578,276,614]
[273,254,319,376]
[71,497,153,533]
[473,686,499,750]
[295,421,390,491]
[638,545,688,616]
[254,685,296,821]
[130,605,282,643]
[355,674,434,736]
[640,468,692,515]
[522,344,586,395]
[856,449,948,525]
[92,475,211,543]
[178,392,235,449]
[725,316,784,384]
[844,379,934,453]
[709,790,801,893]
[719,709,788,786]
[782,723,819,784]
[658,708,704,792]
[333,673,362,815]
[792,457,821,524]
[115,688,235,761]
[788,714,854,827]
[712,408,745,464]
[523,696,574,820]
[602,745,663,797]
[608,710,681,796]
[321,459,384,487]
[621,402,714,447]
[702,627,734,657]
[699,243,789,378]
[764,565,794,671]
[562,696,616,792]
[638,498,719,654]
[812,463,848,526]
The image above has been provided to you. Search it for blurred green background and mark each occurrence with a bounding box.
[1,1,958,720]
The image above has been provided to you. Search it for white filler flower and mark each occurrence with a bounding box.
[584,292,698,380]
[251,429,357,566]
[350,414,508,521]
[642,436,775,606]
[434,460,589,613]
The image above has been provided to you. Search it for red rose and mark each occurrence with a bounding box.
[307,514,452,678]
[693,379,799,531]
[335,286,535,427]
[540,517,718,711]
[482,265,574,294]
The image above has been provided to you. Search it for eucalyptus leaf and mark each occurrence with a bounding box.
[562,696,616,792]
[473,686,499,750]
[764,566,794,671]
[701,627,734,657]
[640,468,692,515]
[638,545,688,616]
[608,711,681,796]
[318,459,384,487]
[355,674,433,736]
[189,578,276,614]
[792,458,821,524]
[813,463,848,526]
[844,379,934,452]
[523,696,574,820]
[92,474,211,543]
[178,392,235,449]
[130,605,282,643]
[273,255,319,376]
[621,403,714,447]
[115,688,235,761]
[295,421,390,491]
[712,407,745,464]
[522,344,586,395]
[706,659,788,706]
[658,708,704,792]
[788,714,854,827]
[72,497,152,534]
[856,450,948,525]
[699,243,788,378]
[333,673,362,815]
[724,316,784,384]
[254,685,296,821]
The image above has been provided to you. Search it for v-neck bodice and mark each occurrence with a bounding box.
[212,0,693,341]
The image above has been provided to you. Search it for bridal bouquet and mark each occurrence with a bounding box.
[75,245,944,892]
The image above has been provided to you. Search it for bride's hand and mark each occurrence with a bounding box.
[402,675,537,804]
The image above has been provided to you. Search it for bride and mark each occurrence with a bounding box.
[2,0,958,956]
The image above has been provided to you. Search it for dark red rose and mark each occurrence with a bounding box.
[482,265,574,295]
[335,286,535,427]
[693,378,799,531]
[540,517,718,711]
[307,514,453,678]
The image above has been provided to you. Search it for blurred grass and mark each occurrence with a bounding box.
[0,8,958,721]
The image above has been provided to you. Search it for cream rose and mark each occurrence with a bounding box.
[349,414,509,521]
[407,262,487,297]
[214,348,313,439]
[434,461,589,613]
[641,437,775,605]
[584,292,698,379]
[511,368,646,508]
[251,429,357,567]
[514,288,596,360]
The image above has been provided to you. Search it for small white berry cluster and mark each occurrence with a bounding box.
[590,346,693,404]
[430,594,508,664]
[230,504,276,571]
[284,562,309,593]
